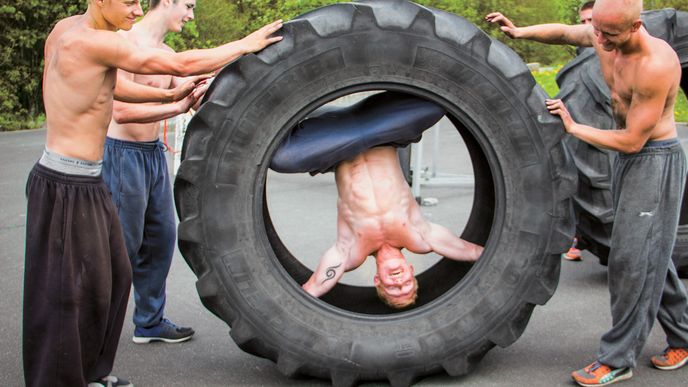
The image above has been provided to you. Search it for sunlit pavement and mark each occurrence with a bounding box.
[1,126,687,386]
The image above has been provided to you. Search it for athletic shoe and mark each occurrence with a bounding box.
[651,347,688,370]
[88,375,133,387]
[133,318,195,344]
[563,246,582,261]
[563,238,582,261]
[571,361,632,387]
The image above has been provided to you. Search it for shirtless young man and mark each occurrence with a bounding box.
[25,1,281,385]
[487,0,688,385]
[302,146,483,308]
[103,0,207,346]
[579,1,595,25]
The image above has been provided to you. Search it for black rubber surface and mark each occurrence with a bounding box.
[174,1,576,384]
[556,8,688,276]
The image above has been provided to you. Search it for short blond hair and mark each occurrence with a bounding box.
[375,278,419,309]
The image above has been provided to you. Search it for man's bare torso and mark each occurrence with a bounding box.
[595,28,680,138]
[107,27,175,142]
[334,146,433,270]
[43,16,118,161]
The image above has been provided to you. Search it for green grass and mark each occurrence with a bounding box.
[531,65,563,98]
[675,88,688,123]
[532,66,688,123]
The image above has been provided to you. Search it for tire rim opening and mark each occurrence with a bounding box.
[264,89,496,315]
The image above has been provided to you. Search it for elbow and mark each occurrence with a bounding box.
[158,60,188,77]
[112,104,136,124]
[621,142,644,154]
[112,107,128,124]
[302,281,319,298]
[625,145,643,154]
[171,59,200,77]
[173,62,192,77]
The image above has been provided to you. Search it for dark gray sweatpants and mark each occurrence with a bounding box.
[598,139,688,369]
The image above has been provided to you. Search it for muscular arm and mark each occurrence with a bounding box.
[112,100,186,124]
[302,245,348,298]
[113,78,207,124]
[114,76,198,103]
[419,222,483,262]
[547,61,676,153]
[303,210,363,298]
[485,12,594,47]
[94,20,283,77]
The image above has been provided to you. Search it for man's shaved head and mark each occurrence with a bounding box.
[593,0,642,27]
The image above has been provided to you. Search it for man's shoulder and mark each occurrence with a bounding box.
[52,15,81,33]
[57,22,120,49]
[631,39,680,96]
[47,15,83,46]
[47,25,128,76]
[642,38,680,79]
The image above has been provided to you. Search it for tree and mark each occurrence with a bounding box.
[2,0,687,130]
[0,1,87,130]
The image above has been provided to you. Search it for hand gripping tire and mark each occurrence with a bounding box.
[556,8,688,276]
[174,1,577,385]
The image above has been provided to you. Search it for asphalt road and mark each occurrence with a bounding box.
[2,127,688,387]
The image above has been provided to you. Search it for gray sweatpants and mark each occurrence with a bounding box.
[598,138,688,369]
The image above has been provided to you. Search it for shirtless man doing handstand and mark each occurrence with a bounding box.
[302,146,483,308]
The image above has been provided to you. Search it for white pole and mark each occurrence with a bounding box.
[173,113,190,175]
[411,138,424,202]
[431,121,441,177]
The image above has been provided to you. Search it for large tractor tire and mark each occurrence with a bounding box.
[174,1,576,385]
[556,8,688,277]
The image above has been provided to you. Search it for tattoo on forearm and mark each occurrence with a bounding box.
[321,263,342,284]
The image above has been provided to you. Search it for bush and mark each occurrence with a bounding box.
[0,2,86,131]
[3,0,688,130]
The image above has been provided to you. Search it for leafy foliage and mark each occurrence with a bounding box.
[2,0,688,129]
[0,1,87,130]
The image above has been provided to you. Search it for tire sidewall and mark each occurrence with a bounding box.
[193,21,561,370]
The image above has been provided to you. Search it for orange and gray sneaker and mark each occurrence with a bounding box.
[563,246,582,261]
[562,238,582,261]
[571,361,632,387]
[651,347,688,370]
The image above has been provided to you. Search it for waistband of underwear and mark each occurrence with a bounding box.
[38,148,103,176]
[644,138,680,148]
[105,136,163,151]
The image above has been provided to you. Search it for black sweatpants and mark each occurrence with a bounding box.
[23,163,132,386]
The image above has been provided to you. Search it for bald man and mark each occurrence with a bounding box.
[487,1,688,385]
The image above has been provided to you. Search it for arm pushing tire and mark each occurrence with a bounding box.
[174,1,576,384]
